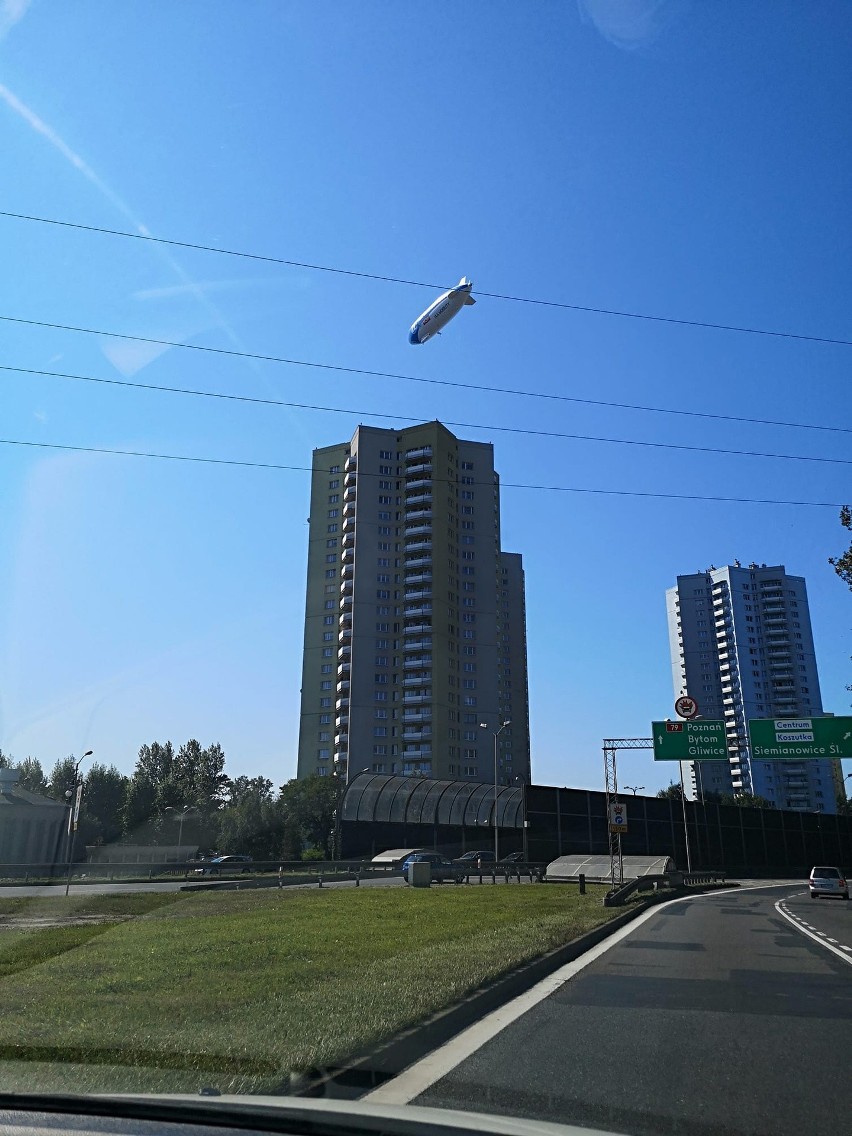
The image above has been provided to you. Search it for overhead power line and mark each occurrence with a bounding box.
[0,437,842,508]
[2,209,851,349]
[1,312,849,440]
[4,362,849,467]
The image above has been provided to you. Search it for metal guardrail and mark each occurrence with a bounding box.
[0,860,400,886]
[604,870,729,907]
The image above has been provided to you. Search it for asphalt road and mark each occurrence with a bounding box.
[778,885,852,958]
[381,884,852,1136]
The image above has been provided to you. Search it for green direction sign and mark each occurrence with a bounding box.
[748,717,852,760]
[652,720,728,761]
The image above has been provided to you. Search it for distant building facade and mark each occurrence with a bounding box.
[666,563,840,813]
[297,421,531,785]
[0,768,67,864]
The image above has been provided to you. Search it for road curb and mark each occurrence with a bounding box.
[289,889,698,1100]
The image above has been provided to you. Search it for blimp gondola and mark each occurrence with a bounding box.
[408,277,476,344]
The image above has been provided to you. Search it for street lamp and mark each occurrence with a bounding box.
[164,805,199,852]
[65,750,93,897]
[480,719,511,861]
[625,785,644,796]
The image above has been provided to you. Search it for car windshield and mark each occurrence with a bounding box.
[1,4,851,1136]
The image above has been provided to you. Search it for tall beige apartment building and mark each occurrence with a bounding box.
[297,421,531,785]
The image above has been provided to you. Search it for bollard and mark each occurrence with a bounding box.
[356,868,361,887]
[579,873,586,895]
[318,873,323,888]
[491,869,496,885]
[278,866,283,889]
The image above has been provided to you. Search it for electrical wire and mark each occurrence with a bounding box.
[3,209,851,348]
[3,311,849,447]
[0,437,842,508]
[4,363,849,466]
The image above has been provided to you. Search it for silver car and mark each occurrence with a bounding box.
[808,866,849,900]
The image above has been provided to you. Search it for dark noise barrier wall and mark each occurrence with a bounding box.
[340,774,852,876]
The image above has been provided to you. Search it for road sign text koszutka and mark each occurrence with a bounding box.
[652,720,727,761]
[748,717,852,760]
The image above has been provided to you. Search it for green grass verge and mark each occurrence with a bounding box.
[0,884,616,1094]
[0,893,182,919]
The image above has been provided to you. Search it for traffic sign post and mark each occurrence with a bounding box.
[652,720,727,761]
[609,802,628,834]
[748,717,852,760]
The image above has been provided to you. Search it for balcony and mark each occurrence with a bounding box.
[402,691,432,704]
[404,603,432,618]
[343,483,357,502]
[336,661,351,678]
[406,460,432,477]
[406,493,433,510]
[341,546,355,564]
[344,454,357,472]
[402,709,432,722]
[405,537,432,553]
[336,679,350,694]
[405,570,433,585]
[402,728,432,741]
[406,476,432,492]
[341,594,353,610]
[335,696,350,711]
[404,655,432,669]
[342,500,356,518]
[338,643,351,659]
[341,562,354,579]
[405,587,432,601]
[334,730,348,746]
[402,745,433,758]
[404,520,432,536]
[403,672,432,686]
[405,446,433,463]
[338,628,352,645]
[403,637,432,652]
[405,553,432,570]
[406,506,433,521]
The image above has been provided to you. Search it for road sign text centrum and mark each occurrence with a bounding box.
[652,720,727,761]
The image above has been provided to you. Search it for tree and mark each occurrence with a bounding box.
[829,505,852,591]
[656,781,684,800]
[217,777,286,860]
[278,775,339,858]
[81,763,129,846]
[47,756,79,799]
[718,792,775,810]
[0,753,49,794]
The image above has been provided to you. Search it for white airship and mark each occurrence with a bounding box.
[408,277,476,344]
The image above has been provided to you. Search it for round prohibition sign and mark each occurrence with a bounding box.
[675,695,698,719]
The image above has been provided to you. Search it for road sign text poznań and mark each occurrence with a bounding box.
[652,720,727,761]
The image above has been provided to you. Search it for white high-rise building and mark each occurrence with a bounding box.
[297,421,531,785]
[666,563,842,813]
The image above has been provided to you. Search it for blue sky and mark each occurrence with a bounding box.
[1,0,850,795]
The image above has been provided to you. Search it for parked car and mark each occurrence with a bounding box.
[402,852,464,884]
[195,854,254,876]
[808,865,849,900]
[499,852,526,865]
[453,850,496,866]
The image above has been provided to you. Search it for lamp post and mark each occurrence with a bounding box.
[625,785,644,796]
[480,719,511,861]
[164,805,199,854]
[65,750,93,897]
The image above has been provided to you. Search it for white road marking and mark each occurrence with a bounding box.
[774,899,852,966]
[366,883,800,1106]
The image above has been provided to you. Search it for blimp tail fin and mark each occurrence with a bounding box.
[457,276,476,304]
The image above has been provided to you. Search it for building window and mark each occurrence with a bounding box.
[374,727,388,737]
[320,697,332,708]
[320,681,332,690]
[323,615,334,625]
[328,494,339,504]
[328,523,338,533]
[318,748,330,759]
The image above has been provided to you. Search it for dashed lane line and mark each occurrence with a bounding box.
[775,898,852,966]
